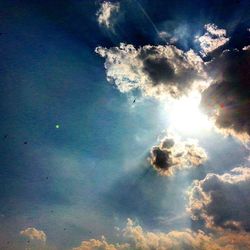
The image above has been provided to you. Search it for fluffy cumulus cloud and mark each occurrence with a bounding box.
[96,1,120,29]
[95,24,249,143]
[149,136,207,175]
[197,23,229,56]
[73,218,250,250]
[95,43,209,99]
[72,236,129,250]
[188,167,250,231]
[20,227,46,242]
[200,48,250,141]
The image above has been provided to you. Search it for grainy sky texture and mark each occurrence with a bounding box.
[0,0,250,249]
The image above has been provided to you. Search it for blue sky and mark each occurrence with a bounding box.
[0,0,250,249]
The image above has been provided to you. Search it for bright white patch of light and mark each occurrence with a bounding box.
[166,92,212,134]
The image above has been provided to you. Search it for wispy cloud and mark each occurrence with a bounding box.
[96,1,120,30]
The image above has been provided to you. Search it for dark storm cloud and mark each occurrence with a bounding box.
[95,43,209,99]
[150,136,207,176]
[200,49,250,141]
[188,167,250,232]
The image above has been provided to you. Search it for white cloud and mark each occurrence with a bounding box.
[73,218,250,250]
[96,1,120,29]
[197,23,229,56]
[72,236,129,250]
[20,227,46,242]
[95,43,209,99]
[243,45,250,51]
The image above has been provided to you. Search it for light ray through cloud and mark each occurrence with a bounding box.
[1,1,250,249]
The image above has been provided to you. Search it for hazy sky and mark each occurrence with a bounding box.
[0,1,250,249]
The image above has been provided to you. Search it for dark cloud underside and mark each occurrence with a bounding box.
[201,49,250,141]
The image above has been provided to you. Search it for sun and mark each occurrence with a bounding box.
[166,92,212,135]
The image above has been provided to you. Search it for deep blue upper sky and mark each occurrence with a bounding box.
[0,0,249,249]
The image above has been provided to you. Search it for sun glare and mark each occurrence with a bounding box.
[166,92,212,134]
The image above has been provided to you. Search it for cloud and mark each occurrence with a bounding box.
[73,218,250,250]
[200,48,250,142]
[72,236,129,250]
[197,23,229,56]
[243,45,250,51]
[96,1,120,29]
[158,31,178,44]
[95,43,209,99]
[188,167,250,231]
[20,227,46,242]
[149,136,207,176]
[158,31,171,39]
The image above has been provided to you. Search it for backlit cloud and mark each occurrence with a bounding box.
[95,43,209,99]
[72,236,129,250]
[188,167,250,231]
[96,1,120,29]
[73,218,250,250]
[200,49,250,142]
[197,23,229,56]
[149,136,207,176]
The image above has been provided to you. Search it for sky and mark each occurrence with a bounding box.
[0,0,250,249]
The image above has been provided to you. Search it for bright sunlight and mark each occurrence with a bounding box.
[166,92,212,134]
